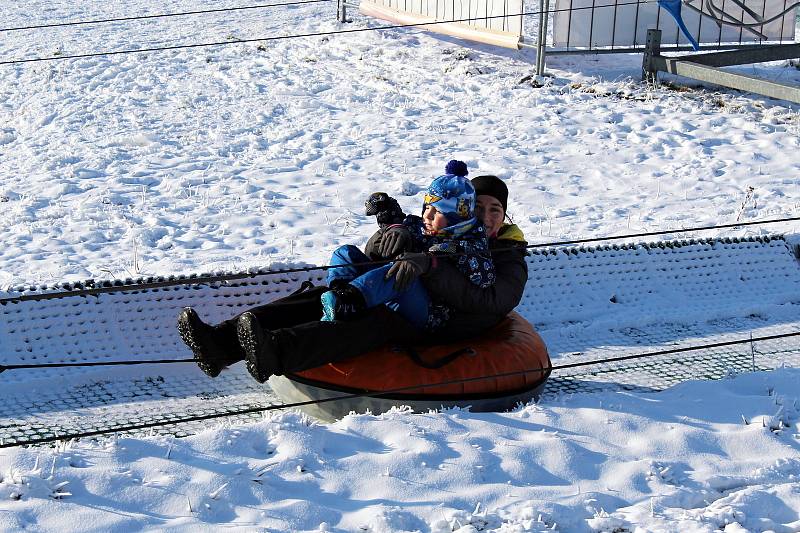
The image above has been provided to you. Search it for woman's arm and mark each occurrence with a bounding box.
[422,245,528,316]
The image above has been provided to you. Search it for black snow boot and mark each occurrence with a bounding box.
[237,312,283,383]
[178,307,241,378]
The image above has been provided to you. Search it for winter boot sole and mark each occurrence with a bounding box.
[237,312,279,383]
[178,308,223,378]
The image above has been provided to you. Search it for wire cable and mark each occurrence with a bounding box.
[2,329,798,448]
[0,0,335,33]
[1,214,798,305]
[0,0,667,66]
[0,358,194,374]
[524,215,800,250]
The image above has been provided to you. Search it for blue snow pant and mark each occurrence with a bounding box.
[327,245,430,330]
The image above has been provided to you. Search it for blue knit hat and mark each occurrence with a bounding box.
[445,159,469,177]
[423,174,476,225]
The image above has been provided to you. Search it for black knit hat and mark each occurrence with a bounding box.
[471,175,508,213]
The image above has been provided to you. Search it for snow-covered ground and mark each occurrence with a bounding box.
[1,1,800,531]
[2,371,799,532]
[1,1,799,288]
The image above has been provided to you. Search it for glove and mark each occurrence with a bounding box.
[386,252,431,291]
[365,192,405,227]
[378,225,413,258]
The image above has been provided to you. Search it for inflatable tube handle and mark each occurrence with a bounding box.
[291,280,318,295]
[400,346,476,369]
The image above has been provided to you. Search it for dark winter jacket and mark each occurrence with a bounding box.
[424,223,528,341]
[366,223,527,339]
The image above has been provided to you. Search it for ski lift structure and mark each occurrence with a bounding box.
[339,0,800,103]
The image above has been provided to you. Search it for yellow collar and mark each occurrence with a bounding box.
[495,223,525,242]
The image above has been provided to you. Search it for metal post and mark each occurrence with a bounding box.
[641,29,662,83]
[535,0,544,75]
[338,0,347,23]
[541,0,550,74]
[535,0,550,76]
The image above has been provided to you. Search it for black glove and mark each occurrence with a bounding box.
[378,225,413,258]
[365,192,405,227]
[385,252,431,291]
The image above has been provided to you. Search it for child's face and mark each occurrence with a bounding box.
[422,204,449,235]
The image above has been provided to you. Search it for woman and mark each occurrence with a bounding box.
[178,174,527,382]
[417,174,527,343]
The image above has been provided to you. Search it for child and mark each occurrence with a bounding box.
[321,163,495,332]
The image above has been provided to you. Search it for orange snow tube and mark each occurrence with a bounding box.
[268,312,551,421]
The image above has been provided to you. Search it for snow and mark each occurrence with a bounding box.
[1,371,799,531]
[1,0,800,530]
[1,1,799,288]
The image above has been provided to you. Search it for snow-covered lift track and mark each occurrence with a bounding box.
[2,234,800,446]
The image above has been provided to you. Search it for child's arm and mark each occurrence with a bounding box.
[365,192,406,228]
[363,193,413,259]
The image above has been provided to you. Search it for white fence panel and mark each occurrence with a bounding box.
[360,0,524,48]
[552,0,797,48]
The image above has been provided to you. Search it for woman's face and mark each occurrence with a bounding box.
[423,204,449,235]
[475,195,504,237]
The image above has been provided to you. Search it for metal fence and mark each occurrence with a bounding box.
[345,0,799,77]
[530,0,799,74]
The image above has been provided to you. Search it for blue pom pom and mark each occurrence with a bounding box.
[445,160,468,177]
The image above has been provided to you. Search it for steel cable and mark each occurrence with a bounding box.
[1,215,798,305]
[0,0,335,33]
[1,0,675,66]
[1,329,798,448]
[0,358,195,374]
